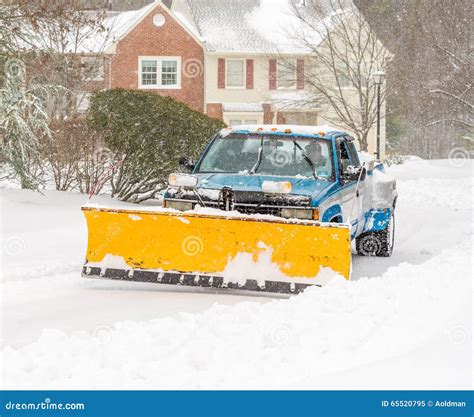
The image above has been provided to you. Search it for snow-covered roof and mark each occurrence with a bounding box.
[182,0,355,54]
[11,0,355,55]
[172,10,204,42]
[73,3,160,53]
[185,0,314,53]
[93,2,205,53]
[222,102,263,112]
[99,3,159,52]
[10,2,159,54]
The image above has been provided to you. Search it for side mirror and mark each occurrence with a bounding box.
[342,165,366,182]
[179,156,195,173]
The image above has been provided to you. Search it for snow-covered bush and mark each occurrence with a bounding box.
[88,88,225,203]
[385,154,423,166]
[42,119,108,193]
[0,59,50,189]
[0,57,71,190]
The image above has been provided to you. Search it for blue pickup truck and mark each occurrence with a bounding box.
[164,125,397,257]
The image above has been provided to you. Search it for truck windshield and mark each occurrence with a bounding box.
[196,134,333,180]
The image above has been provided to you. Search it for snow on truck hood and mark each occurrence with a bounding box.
[193,173,335,201]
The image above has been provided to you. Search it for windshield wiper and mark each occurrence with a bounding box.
[249,135,264,174]
[293,140,318,180]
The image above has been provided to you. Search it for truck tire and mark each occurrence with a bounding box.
[356,211,395,257]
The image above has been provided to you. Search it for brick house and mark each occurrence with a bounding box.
[80,0,386,155]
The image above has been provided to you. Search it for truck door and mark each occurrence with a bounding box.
[336,138,358,234]
[344,137,367,235]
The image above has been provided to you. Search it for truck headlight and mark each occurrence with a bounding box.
[168,173,198,188]
[164,200,194,211]
[262,181,292,194]
[281,208,318,220]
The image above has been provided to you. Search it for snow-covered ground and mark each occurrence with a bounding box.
[0,159,472,389]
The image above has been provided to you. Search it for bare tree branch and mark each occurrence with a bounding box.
[282,0,388,150]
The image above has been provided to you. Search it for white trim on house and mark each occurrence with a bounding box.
[223,112,264,126]
[138,56,182,89]
[224,111,264,116]
[222,102,263,112]
[203,45,207,113]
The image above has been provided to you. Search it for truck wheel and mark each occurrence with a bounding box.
[356,211,395,257]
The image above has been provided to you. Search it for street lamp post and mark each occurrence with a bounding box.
[372,70,385,160]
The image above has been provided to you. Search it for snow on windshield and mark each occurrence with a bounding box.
[196,134,333,179]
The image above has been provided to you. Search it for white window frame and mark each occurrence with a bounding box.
[228,119,259,126]
[277,59,296,89]
[225,58,246,89]
[224,112,263,126]
[138,56,182,89]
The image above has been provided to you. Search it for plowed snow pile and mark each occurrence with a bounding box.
[1,159,472,389]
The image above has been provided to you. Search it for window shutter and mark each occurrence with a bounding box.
[296,59,305,89]
[269,59,277,89]
[246,59,254,89]
[218,58,225,88]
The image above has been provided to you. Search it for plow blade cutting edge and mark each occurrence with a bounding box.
[81,207,351,294]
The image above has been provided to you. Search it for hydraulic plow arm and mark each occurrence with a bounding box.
[82,207,351,294]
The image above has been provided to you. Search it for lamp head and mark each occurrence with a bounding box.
[372,70,385,85]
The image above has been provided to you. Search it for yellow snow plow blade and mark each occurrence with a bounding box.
[82,207,351,293]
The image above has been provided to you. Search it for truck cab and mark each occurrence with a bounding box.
[164,125,397,257]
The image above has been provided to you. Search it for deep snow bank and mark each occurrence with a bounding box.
[2,237,470,389]
[1,159,472,389]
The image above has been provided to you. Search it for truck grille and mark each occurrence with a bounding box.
[233,204,282,217]
[166,190,311,218]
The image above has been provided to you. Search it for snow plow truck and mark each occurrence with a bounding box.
[82,125,397,294]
